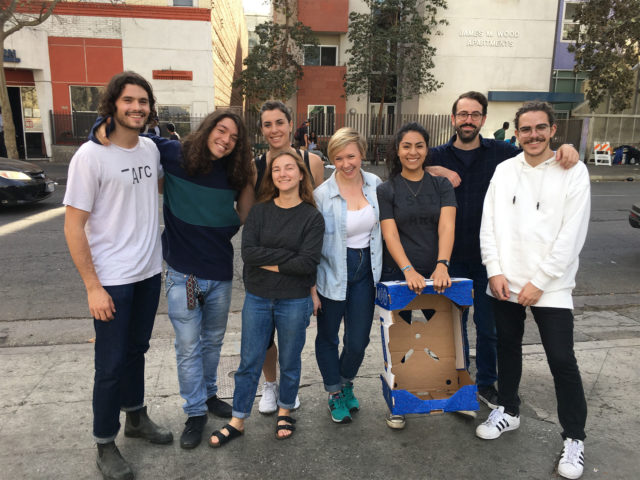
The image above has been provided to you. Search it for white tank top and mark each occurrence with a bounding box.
[346,204,375,248]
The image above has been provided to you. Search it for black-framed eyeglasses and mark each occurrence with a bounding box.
[517,124,550,136]
[455,111,483,121]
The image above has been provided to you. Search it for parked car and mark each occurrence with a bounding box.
[0,158,56,206]
[630,203,640,229]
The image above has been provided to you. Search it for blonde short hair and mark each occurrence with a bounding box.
[327,127,367,164]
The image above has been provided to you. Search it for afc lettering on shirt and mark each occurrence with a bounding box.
[121,166,153,184]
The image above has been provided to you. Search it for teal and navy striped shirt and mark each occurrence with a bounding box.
[153,137,241,280]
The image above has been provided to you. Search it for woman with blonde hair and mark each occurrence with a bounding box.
[209,150,324,446]
[313,128,383,423]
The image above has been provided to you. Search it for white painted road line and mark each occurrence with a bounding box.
[0,206,66,237]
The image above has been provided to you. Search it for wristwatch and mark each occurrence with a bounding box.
[437,259,450,269]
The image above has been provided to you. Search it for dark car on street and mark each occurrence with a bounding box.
[0,158,56,206]
[630,203,640,229]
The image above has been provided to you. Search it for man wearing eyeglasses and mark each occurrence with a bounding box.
[427,92,579,412]
[477,101,589,479]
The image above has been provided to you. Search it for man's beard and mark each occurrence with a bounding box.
[113,111,148,133]
[455,123,480,143]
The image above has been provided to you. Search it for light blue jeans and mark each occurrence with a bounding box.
[165,266,232,417]
[232,292,313,419]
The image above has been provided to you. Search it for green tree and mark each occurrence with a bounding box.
[568,0,640,112]
[345,0,447,148]
[233,0,317,109]
[1,0,62,159]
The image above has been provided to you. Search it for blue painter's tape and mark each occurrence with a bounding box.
[380,376,479,415]
[375,278,473,310]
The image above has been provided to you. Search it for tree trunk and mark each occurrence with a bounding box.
[395,44,403,125]
[0,38,19,159]
[374,81,387,166]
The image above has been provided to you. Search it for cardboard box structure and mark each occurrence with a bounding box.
[376,279,478,415]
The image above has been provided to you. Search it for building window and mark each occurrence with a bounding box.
[552,70,588,94]
[561,1,584,42]
[304,45,338,66]
[21,86,42,133]
[157,104,192,138]
[70,85,103,113]
[172,0,194,6]
[307,105,335,136]
[551,69,588,112]
[69,86,104,140]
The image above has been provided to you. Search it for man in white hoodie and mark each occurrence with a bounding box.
[477,101,590,480]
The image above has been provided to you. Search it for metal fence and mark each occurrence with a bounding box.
[550,118,585,151]
[49,110,453,162]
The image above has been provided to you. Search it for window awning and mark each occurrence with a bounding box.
[488,91,584,103]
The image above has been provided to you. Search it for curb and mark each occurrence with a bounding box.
[590,175,638,182]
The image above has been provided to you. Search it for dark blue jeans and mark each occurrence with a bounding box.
[449,261,497,388]
[492,299,587,440]
[233,292,313,418]
[315,247,375,392]
[93,274,161,442]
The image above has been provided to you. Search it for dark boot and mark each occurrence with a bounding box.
[206,395,232,418]
[96,442,134,480]
[180,415,208,449]
[124,406,173,444]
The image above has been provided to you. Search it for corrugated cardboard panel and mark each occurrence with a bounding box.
[377,278,476,414]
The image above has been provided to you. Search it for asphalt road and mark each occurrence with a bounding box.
[1,171,638,337]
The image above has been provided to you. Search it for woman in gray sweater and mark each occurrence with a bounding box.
[209,150,324,447]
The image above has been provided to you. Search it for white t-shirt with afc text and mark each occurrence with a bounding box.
[64,138,163,286]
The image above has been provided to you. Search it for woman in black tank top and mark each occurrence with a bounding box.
[252,101,325,414]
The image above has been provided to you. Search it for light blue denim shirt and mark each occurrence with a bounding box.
[313,170,383,301]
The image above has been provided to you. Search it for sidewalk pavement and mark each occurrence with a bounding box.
[5,159,636,478]
[2,302,639,479]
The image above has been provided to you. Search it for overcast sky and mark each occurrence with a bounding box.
[243,0,271,15]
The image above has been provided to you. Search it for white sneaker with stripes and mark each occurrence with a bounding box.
[557,438,585,479]
[475,406,520,440]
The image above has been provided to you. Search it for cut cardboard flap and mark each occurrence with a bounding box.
[376,278,473,311]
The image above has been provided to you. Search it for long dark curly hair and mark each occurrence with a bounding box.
[387,122,431,178]
[181,110,253,191]
[257,150,316,207]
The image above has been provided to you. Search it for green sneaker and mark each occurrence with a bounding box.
[341,382,360,413]
[328,393,352,423]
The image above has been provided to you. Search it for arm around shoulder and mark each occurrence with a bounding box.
[309,151,325,187]
[236,181,256,224]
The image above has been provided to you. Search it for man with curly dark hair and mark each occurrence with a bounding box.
[65,71,173,480]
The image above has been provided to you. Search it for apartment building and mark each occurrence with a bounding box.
[292,0,565,137]
[3,0,246,159]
